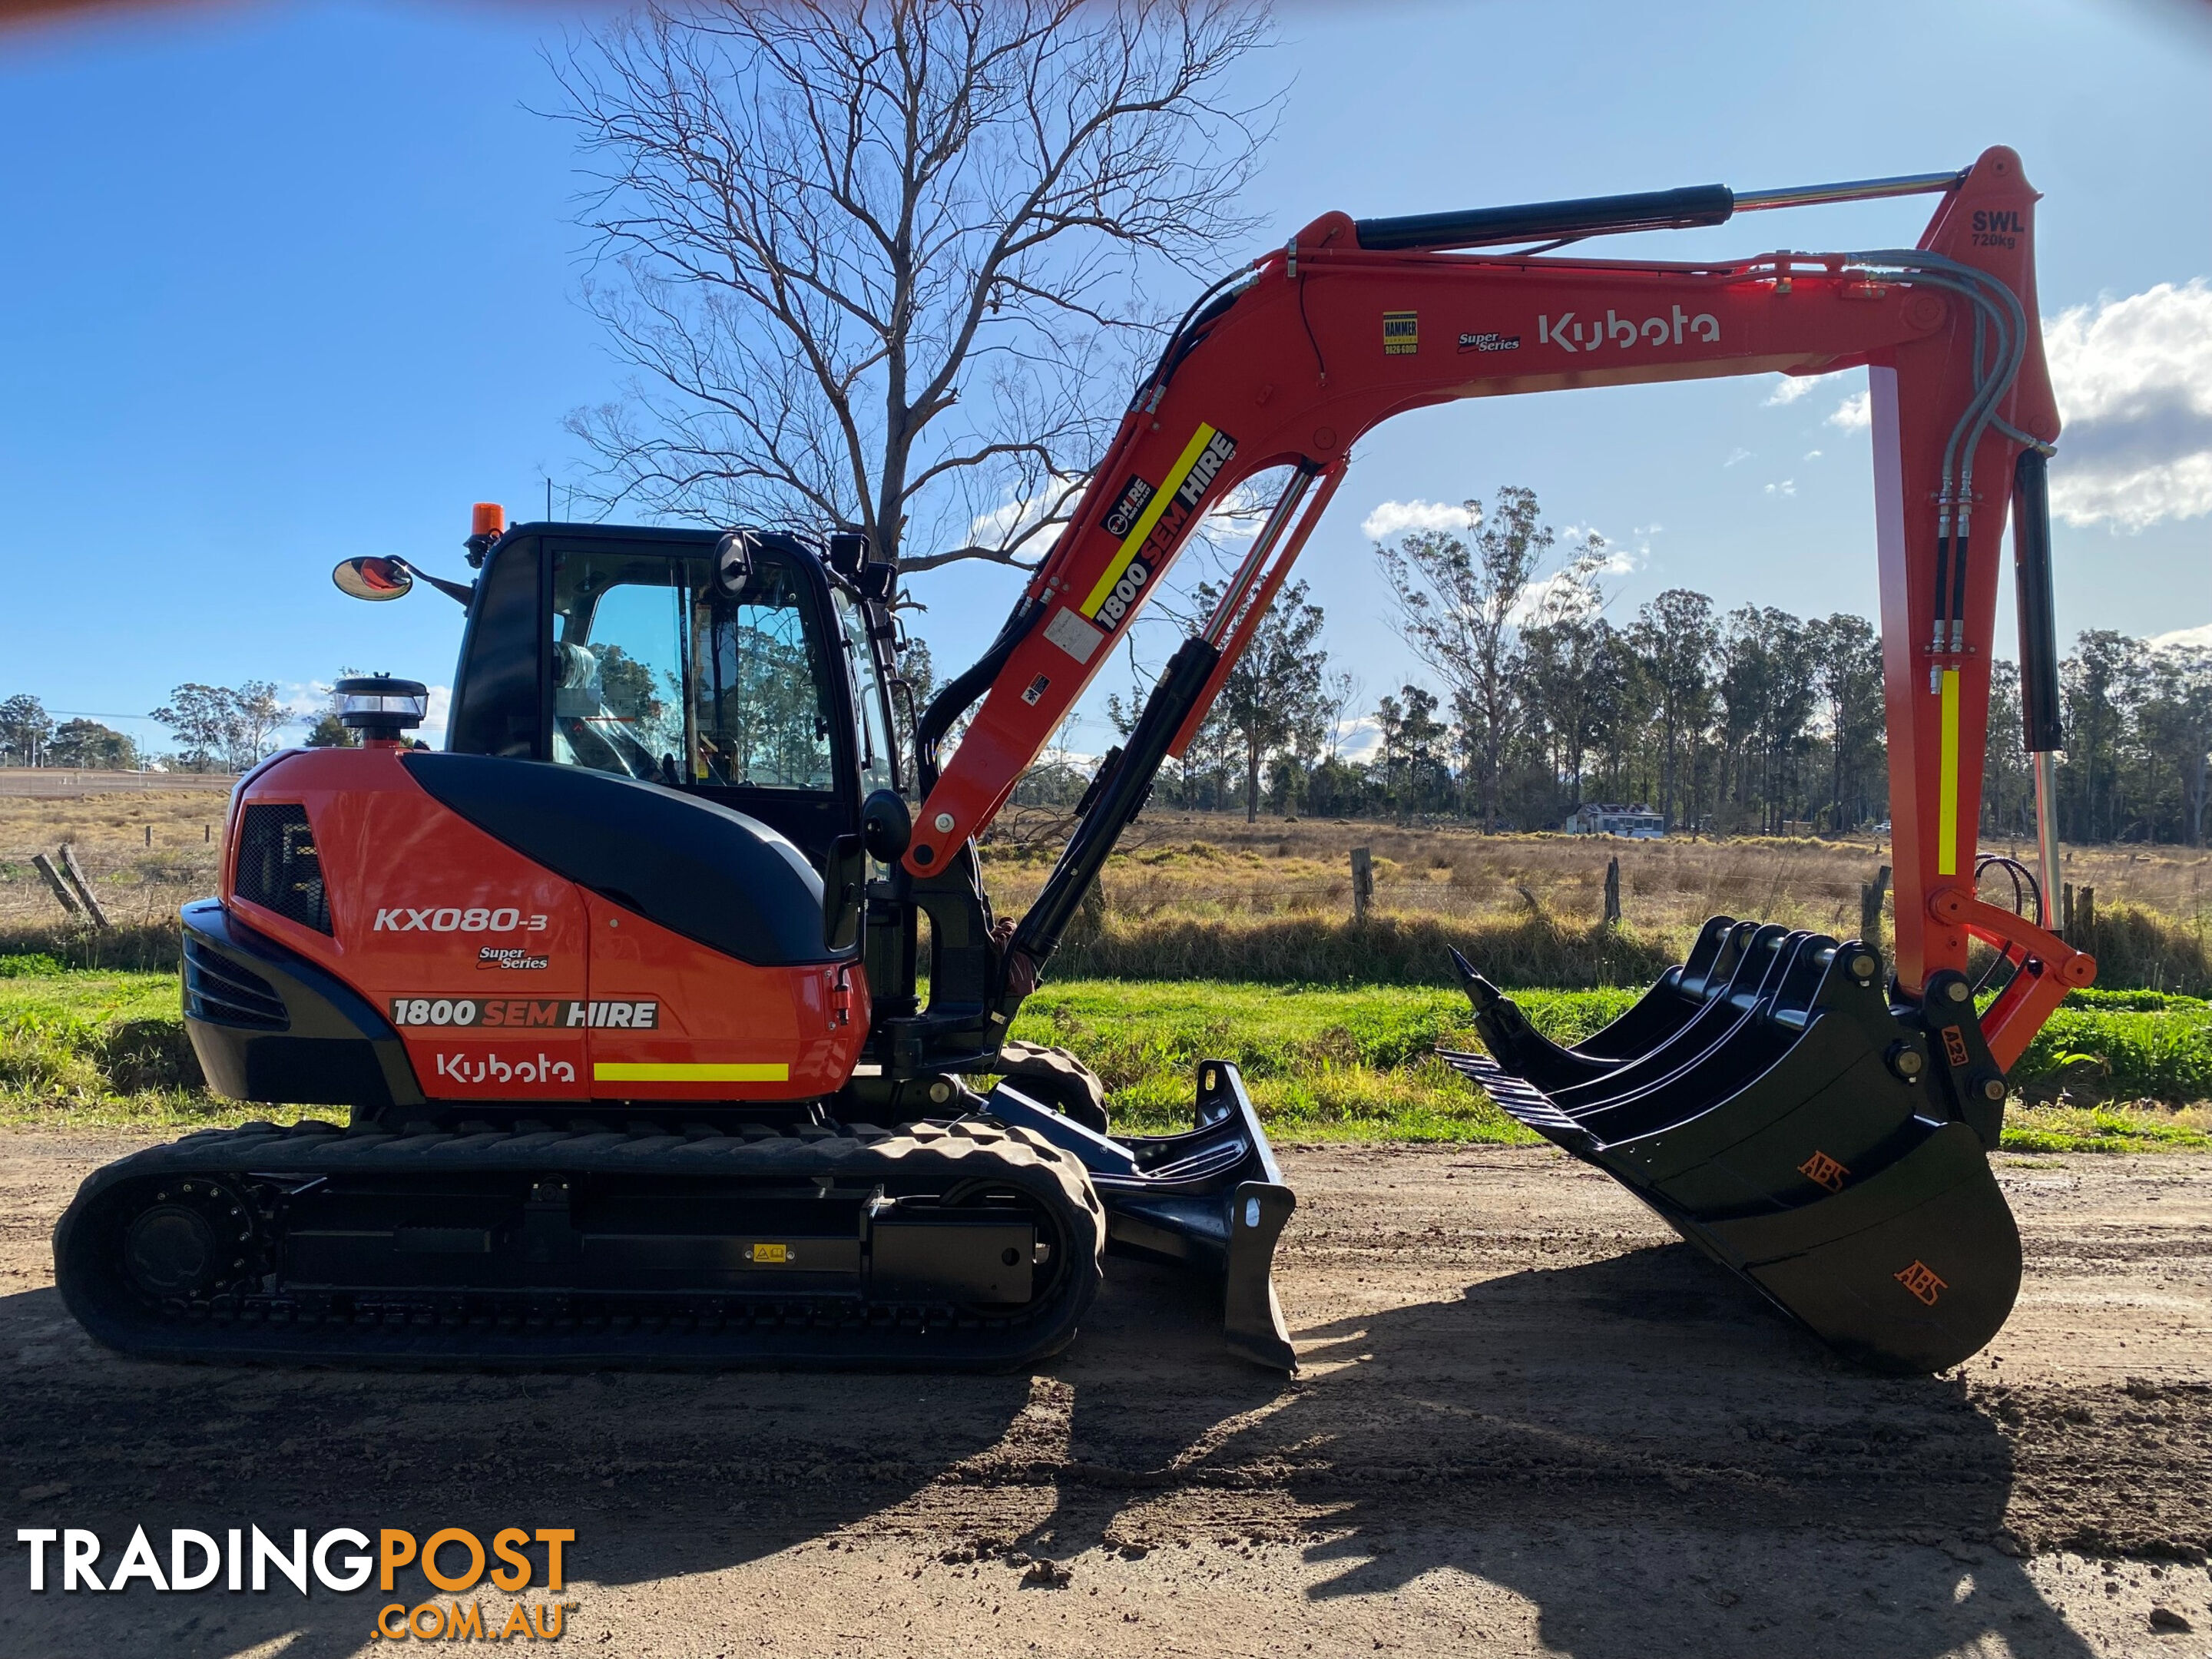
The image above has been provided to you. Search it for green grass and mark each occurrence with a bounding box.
[4,958,2207,1153]
[1009,980,1639,1142]
[0,965,279,1130]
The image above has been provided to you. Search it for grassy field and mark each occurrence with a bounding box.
[5,958,2206,1154]
[2,781,2207,1151]
[6,783,2211,992]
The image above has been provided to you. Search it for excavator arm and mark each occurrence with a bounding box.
[908,145,2088,1070]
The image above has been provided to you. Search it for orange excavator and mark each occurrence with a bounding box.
[57,147,2086,1376]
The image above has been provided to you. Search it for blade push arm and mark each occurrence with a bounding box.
[909,146,2085,1058]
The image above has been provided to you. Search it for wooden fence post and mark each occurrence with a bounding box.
[1603,856,1621,926]
[2061,882,2075,941]
[1860,864,1891,957]
[58,845,111,930]
[31,853,81,919]
[2078,886,2095,952]
[1350,846,1374,922]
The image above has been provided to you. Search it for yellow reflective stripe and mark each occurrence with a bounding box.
[591,1062,790,1083]
[1079,422,1220,617]
[1937,668,1960,876]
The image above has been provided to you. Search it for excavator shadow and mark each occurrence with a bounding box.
[1038,1246,2094,1659]
[0,1247,2101,1659]
[0,1280,1038,1659]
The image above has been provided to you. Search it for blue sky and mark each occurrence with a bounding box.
[2,0,2207,757]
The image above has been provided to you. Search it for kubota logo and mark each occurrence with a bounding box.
[1538,305,1720,355]
[433,1051,578,1085]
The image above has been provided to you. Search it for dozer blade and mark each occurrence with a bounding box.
[1442,917,2023,1373]
[984,1058,1297,1372]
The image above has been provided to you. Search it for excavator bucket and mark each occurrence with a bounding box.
[1442,916,2021,1373]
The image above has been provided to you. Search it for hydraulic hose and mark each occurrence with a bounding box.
[1844,250,2032,657]
[912,595,1043,797]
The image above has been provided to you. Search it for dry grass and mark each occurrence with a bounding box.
[0,776,230,935]
[988,808,2212,992]
[2,783,2207,992]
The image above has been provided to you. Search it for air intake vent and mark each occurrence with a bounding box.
[183,934,289,1030]
[233,804,332,934]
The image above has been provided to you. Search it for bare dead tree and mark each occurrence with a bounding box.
[551,0,1277,578]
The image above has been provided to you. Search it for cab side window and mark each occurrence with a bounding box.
[694,569,835,790]
[547,545,837,795]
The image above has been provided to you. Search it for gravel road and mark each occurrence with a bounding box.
[2,1133,2207,1658]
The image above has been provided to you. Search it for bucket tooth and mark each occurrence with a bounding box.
[1439,922,2021,1374]
[1545,923,1803,1120]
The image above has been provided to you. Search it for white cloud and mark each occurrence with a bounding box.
[1765,369,1853,407]
[418,686,453,750]
[280,681,327,725]
[1827,391,1872,431]
[1509,529,1639,627]
[1333,714,1384,763]
[1803,449,1823,461]
[1763,479,1796,497]
[965,472,1085,549]
[1361,498,1469,541]
[2045,279,2212,530]
[2150,623,2212,654]
[1723,447,1752,469]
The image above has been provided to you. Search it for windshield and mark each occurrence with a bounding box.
[549,545,839,791]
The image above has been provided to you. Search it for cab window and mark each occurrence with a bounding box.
[548,545,838,793]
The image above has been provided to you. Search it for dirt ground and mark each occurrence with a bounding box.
[0,1135,2207,1659]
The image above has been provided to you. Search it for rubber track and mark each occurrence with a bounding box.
[54,1118,1106,1372]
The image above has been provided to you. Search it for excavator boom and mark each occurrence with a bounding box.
[909,146,2088,1066]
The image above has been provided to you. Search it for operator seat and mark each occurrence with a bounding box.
[551,641,659,779]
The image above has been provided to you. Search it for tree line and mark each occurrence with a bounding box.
[0,682,293,775]
[1016,485,2212,846]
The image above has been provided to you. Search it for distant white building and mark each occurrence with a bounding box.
[1565,802,1665,839]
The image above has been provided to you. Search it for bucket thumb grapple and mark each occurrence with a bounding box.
[1441,919,2022,1373]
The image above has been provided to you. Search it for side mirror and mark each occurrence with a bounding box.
[333,557,412,601]
[714,531,757,596]
[862,788,911,862]
[827,531,868,579]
